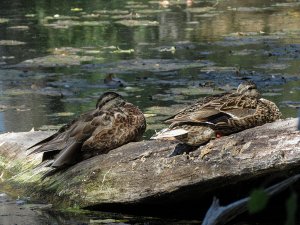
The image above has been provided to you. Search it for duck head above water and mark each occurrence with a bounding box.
[236,80,260,97]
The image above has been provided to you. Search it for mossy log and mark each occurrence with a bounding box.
[0,118,299,217]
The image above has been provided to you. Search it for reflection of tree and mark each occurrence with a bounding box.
[158,11,186,42]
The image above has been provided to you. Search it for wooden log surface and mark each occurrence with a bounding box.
[0,118,299,216]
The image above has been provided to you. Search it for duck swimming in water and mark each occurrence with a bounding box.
[28,92,146,171]
[151,81,281,146]
[104,73,127,88]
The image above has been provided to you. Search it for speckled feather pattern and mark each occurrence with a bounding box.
[153,81,282,146]
[29,92,146,168]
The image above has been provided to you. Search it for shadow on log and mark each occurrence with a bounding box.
[0,118,299,219]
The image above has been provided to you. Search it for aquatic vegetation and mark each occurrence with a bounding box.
[0,18,8,23]
[115,19,159,26]
[0,40,26,45]
[16,54,96,67]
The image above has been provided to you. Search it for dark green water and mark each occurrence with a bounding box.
[0,0,300,224]
[0,0,300,136]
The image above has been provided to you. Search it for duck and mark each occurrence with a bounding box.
[151,81,282,146]
[28,92,146,171]
[104,73,127,88]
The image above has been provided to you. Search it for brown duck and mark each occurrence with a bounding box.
[151,81,281,146]
[28,92,146,169]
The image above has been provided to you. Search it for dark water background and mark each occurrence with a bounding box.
[0,0,300,224]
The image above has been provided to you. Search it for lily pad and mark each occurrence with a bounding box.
[82,59,214,73]
[194,13,220,18]
[150,93,185,101]
[281,101,300,108]
[273,2,300,7]
[111,13,143,20]
[124,4,148,9]
[230,49,257,56]
[44,20,110,29]
[144,113,157,118]
[254,63,290,70]
[38,124,64,131]
[15,54,96,68]
[0,18,9,23]
[112,48,134,54]
[4,89,32,96]
[25,14,35,18]
[71,8,83,12]
[136,9,171,14]
[7,26,30,30]
[158,46,176,53]
[81,13,103,19]
[115,19,159,27]
[227,7,272,12]
[49,112,75,117]
[0,40,26,46]
[169,87,217,96]
[93,10,129,15]
[184,7,215,13]
[262,92,282,97]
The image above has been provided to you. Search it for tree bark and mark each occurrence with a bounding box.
[0,118,299,216]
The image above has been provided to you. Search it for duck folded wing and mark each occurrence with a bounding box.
[217,96,258,118]
[28,131,71,155]
[51,141,82,168]
[27,122,74,151]
[164,94,225,123]
[81,116,129,152]
[28,111,98,155]
[166,108,226,123]
[27,110,94,151]
[165,95,258,125]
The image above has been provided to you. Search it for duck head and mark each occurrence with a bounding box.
[237,81,260,97]
[104,73,127,88]
[96,92,124,109]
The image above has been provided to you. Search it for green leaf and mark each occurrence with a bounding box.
[248,188,269,213]
[285,192,297,225]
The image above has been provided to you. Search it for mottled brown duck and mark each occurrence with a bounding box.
[28,92,146,170]
[151,81,281,146]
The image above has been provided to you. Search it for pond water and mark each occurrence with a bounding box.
[0,0,300,224]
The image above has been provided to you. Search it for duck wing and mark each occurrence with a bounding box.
[218,95,258,118]
[81,103,146,158]
[27,118,76,150]
[165,93,227,123]
[166,94,258,124]
[28,110,94,154]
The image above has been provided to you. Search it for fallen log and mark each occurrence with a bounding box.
[0,118,299,218]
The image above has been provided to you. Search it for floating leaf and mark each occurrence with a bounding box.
[159,46,176,53]
[116,19,159,27]
[248,188,269,213]
[0,40,26,46]
[144,113,157,118]
[7,26,29,30]
[71,8,83,12]
[0,18,9,23]
[112,48,134,54]
[49,112,75,117]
